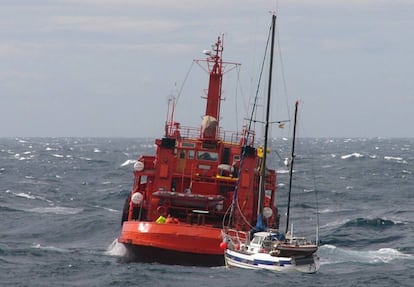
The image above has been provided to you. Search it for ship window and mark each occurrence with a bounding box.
[233,155,241,162]
[188,150,195,159]
[198,164,211,170]
[251,236,264,245]
[182,142,196,148]
[197,151,218,161]
[179,150,185,159]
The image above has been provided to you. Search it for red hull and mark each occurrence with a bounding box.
[118,221,224,266]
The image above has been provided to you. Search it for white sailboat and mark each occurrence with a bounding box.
[222,14,320,274]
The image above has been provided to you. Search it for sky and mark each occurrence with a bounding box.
[0,0,413,138]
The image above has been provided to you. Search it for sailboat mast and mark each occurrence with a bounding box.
[285,100,299,234]
[257,14,276,219]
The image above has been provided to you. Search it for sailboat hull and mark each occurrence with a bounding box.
[225,249,320,273]
[118,221,224,266]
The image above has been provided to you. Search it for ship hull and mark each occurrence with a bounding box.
[118,221,224,266]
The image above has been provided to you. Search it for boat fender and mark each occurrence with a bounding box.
[133,161,144,171]
[131,192,143,205]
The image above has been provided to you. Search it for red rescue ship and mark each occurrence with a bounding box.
[118,36,279,266]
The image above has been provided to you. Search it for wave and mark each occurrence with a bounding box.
[342,217,400,229]
[321,217,406,247]
[31,243,70,253]
[27,206,83,215]
[321,244,413,265]
[14,192,37,200]
[320,218,350,229]
[10,191,54,203]
[120,159,136,167]
[93,205,119,213]
[340,152,364,159]
[51,154,65,158]
[384,156,406,164]
[45,147,59,151]
[13,153,35,161]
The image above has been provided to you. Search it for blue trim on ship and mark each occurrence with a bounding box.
[226,253,292,267]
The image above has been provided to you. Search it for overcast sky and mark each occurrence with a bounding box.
[1,0,413,138]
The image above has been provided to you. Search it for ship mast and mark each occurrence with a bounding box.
[202,36,223,140]
[257,14,276,226]
[285,100,299,234]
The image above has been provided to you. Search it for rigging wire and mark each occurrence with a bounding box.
[312,163,321,246]
[224,19,274,229]
[234,65,242,132]
[291,111,321,243]
[299,115,321,244]
[175,61,195,105]
[275,24,291,124]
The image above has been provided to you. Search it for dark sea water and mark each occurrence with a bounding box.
[1,137,413,287]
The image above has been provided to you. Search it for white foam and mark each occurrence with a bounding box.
[384,156,406,163]
[14,153,29,161]
[320,245,413,265]
[28,206,83,215]
[120,159,136,167]
[105,238,127,257]
[15,192,36,199]
[32,243,69,253]
[341,152,363,159]
[320,218,350,229]
[45,147,59,151]
[51,154,64,158]
[94,205,119,213]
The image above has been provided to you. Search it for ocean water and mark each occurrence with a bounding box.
[1,137,413,287]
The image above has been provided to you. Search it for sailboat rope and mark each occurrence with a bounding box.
[174,61,195,106]
[223,19,274,229]
[285,113,321,244]
[310,155,321,245]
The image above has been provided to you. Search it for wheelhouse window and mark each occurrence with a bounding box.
[197,151,218,161]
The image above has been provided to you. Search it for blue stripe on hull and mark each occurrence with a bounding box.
[226,252,292,267]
